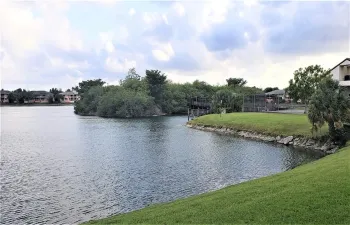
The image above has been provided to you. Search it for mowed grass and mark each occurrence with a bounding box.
[84,145,350,224]
[189,112,328,138]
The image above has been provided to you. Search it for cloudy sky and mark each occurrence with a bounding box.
[1,0,349,91]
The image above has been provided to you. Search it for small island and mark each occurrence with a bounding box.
[73,68,262,118]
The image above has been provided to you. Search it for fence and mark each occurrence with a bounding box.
[187,94,306,116]
[243,94,305,112]
[187,97,212,121]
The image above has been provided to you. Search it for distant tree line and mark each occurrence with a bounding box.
[1,88,73,104]
[73,68,266,117]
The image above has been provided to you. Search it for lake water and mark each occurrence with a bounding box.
[0,106,321,224]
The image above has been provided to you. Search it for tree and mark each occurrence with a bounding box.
[192,80,216,98]
[264,87,279,93]
[74,86,105,115]
[49,88,63,103]
[12,88,25,103]
[120,68,147,92]
[226,78,247,87]
[308,78,350,145]
[288,65,331,113]
[126,67,141,80]
[145,70,167,105]
[96,87,156,118]
[8,92,15,103]
[162,83,188,114]
[73,79,105,95]
[212,89,243,113]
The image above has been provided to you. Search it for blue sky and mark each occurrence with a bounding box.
[0,0,349,91]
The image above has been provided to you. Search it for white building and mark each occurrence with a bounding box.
[60,90,80,103]
[330,58,350,96]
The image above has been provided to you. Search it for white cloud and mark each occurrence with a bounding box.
[162,14,169,25]
[96,0,119,5]
[129,8,135,16]
[173,2,185,17]
[105,57,136,73]
[152,50,171,61]
[0,1,84,59]
[152,43,174,61]
[105,41,115,53]
[67,61,90,70]
[244,0,258,7]
[0,1,43,57]
[142,12,159,25]
[0,0,347,91]
[0,48,15,70]
[201,0,232,30]
[244,32,249,39]
[49,74,84,91]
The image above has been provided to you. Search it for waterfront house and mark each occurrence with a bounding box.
[31,91,53,103]
[1,90,10,103]
[60,90,80,103]
[330,58,350,97]
[265,89,292,103]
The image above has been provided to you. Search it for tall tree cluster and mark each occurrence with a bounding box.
[308,78,350,144]
[74,69,263,117]
[288,65,331,113]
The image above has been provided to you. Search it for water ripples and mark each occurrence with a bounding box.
[0,106,321,224]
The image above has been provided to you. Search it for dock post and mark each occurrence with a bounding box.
[187,108,190,121]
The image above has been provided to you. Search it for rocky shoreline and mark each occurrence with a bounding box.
[186,124,338,155]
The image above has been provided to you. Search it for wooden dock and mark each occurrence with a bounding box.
[187,97,211,121]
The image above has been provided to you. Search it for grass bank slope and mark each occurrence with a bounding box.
[85,145,350,224]
[189,112,328,138]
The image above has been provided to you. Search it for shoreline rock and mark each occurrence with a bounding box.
[186,124,338,155]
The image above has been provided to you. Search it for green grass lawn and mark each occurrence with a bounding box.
[84,145,350,224]
[189,112,328,138]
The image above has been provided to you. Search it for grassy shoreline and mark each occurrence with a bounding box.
[188,112,328,138]
[83,113,350,224]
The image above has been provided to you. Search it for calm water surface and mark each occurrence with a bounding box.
[0,106,321,224]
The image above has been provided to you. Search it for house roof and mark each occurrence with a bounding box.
[60,91,78,95]
[30,91,53,97]
[329,58,350,72]
[265,89,285,95]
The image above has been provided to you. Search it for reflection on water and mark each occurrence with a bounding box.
[0,106,321,224]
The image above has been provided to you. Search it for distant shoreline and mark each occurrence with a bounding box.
[0,104,74,107]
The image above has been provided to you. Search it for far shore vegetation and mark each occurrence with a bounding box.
[72,69,263,118]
